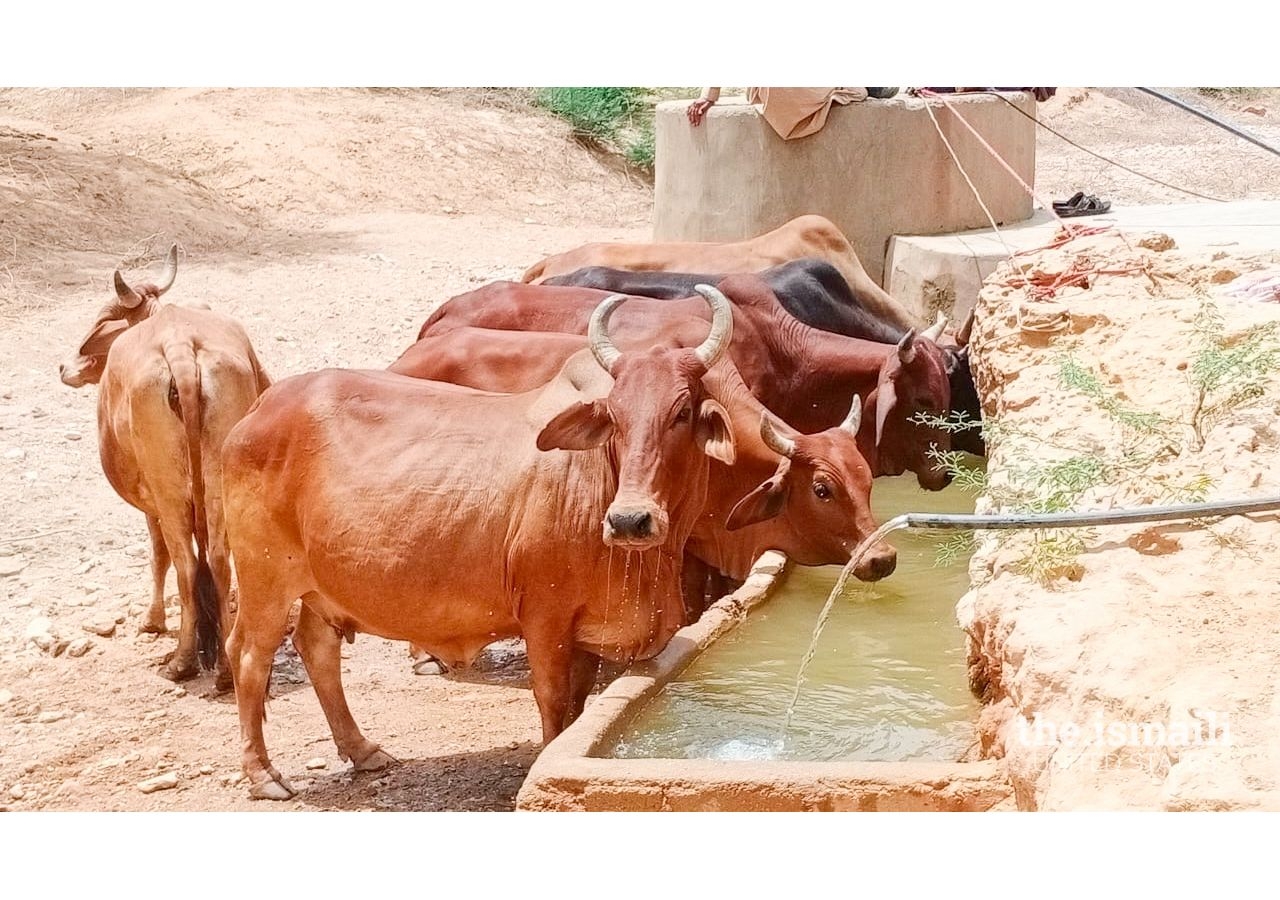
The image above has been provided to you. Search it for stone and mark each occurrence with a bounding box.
[198,765,214,776]
[0,689,12,705]
[143,710,167,721]
[74,558,97,575]
[0,556,29,577]
[137,772,179,794]
[3,448,24,461]
[50,639,70,658]
[83,618,116,638]
[64,431,82,442]
[36,710,68,724]
[9,784,25,800]
[305,757,328,770]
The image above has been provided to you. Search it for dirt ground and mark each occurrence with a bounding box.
[2,86,1279,812]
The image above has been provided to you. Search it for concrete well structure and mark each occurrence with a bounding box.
[653,91,1037,287]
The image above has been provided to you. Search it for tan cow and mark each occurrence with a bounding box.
[60,246,270,687]
[520,214,923,331]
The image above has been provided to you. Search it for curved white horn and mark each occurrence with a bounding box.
[759,413,796,459]
[155,244,179,296]
[897,328,918,365]
[841,394,862,436]
[692,284,734,367]
[113,270,144,309]
[957,305,976,347]
[587,293,628,373]
[922,312,946,343]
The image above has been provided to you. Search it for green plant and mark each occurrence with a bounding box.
[1187,300,1280,449]
[534,87,656,173]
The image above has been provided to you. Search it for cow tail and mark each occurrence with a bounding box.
[165,341,222,671]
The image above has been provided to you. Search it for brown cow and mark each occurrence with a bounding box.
[417,275,953,490]
[60,246,271,686]
[520,214,923,331]
[222,290,739,799]
[389,325,896,583]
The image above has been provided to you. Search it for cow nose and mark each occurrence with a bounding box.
[608,510,653,538]
[869,549,898,580]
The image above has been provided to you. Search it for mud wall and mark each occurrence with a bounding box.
[652,92,1036,286]
[964,228,1280,809]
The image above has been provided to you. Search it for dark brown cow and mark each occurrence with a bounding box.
[59,246,270,686]
[521,213,923,331]
[417,274,954,490]
[222,290,739,799]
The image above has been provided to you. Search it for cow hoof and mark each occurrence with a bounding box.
[138,619,167,635]
[249,777,297,801]
[412,659,447,676]
[353,748,399,772]
[160,660,198,683]
[213,668,234,694]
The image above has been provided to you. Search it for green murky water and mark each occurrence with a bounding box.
[609,474,980,762]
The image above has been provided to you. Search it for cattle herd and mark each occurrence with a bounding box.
[57,214,979,802]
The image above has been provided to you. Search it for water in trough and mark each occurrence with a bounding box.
[609,473,980,762]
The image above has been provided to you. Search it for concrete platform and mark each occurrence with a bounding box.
[885,199,1280,324]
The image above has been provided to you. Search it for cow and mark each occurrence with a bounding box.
[417,274,955,490]
[222,288,746,799]
[59,245,271,687]
[389,326,895,584]
[520,214,924,332]
[544,258,984,456]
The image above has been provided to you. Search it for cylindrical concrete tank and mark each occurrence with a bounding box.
[653,92,1037,287]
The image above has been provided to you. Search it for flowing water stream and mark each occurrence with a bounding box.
[609,474,980,762]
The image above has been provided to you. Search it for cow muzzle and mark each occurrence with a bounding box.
[603,501,669,549]
[58,358,92,388]
[851,542,898,581]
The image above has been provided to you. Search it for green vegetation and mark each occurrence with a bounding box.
[534,87,657,174]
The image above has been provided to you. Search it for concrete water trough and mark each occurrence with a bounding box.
[516,545,1013,813]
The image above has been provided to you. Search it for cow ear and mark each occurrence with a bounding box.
[696,399,735,465]
[78,318,130,359]
[537,399,613,451]
[726,458,792,530]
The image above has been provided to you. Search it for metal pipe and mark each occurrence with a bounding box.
[1136,87,1280,161]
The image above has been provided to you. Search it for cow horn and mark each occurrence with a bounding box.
[897,328,918,365]
[587,293,628,373]
[760,413,796,459]
[113,270,144,309]
[841,394,862,436]
[692,284,733,367]
[922,312,947,343]
[155,244,179,296]
[957,305,976,347]
[875,384,896,448]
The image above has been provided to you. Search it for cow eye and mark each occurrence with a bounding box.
[813,482,832,501]
[674,405,692,425]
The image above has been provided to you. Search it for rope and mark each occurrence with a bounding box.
[918,97,1015,260]
[984,91,1228,203]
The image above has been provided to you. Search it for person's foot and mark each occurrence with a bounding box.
[866,87,900,99]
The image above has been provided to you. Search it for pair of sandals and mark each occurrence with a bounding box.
[1053,191,1112,217]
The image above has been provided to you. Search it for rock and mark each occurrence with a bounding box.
[143,710,167,721]
[0,556,29,577]
[198,765,214,776]
[1137,232,1176,252]
[137,772,179,794]
[0,689,12,705]
[3,448,24,461]
[26,617,54,650]
[305,757,328,770]
[67,638,93,658]
[36,710,68,723]
[74,558,98,575]
[83,618,116,638]
[64,431,82,442]
[9,784,25,800]
[136,632,158,644]
[1243,105,1267,116]
[50,639,70,658]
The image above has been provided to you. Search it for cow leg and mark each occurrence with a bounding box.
[157,518,200,682]
[567,648,602,728]
[522,619,576,744]
[225,572,296,801]
[139,515,170,635]
[292,600,397,773]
